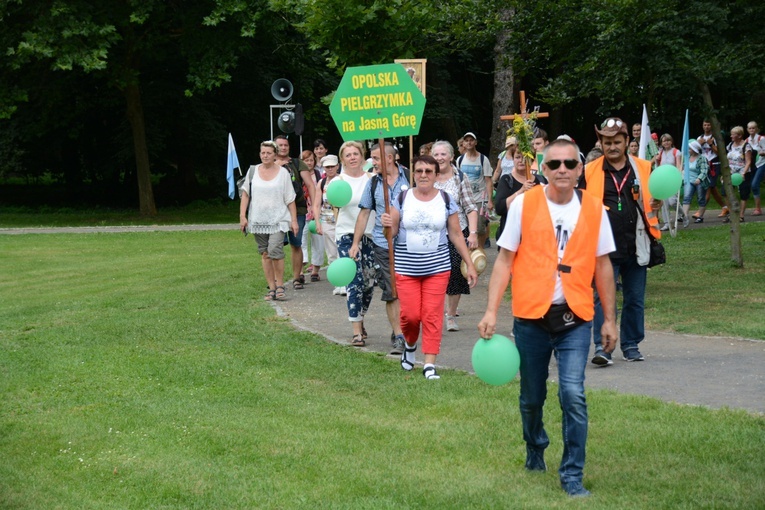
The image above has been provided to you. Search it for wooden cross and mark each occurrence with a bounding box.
[500,91,550,122]
[500,91,549,180]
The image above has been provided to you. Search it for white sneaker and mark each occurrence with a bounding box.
[446,315,459,332]
[333,286,346,296]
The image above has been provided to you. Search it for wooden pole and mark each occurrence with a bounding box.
[378,137,397,298]
[408,136,414,188]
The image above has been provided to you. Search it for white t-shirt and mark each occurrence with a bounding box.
[498,188,615,304]
[698,134,717,161]
[334,173,375,240]
[747,134,765,167]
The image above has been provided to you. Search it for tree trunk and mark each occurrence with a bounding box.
[700,82,742,267]
[124,81,157,216]
[490,8,515,163]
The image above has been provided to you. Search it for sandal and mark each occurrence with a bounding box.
[423,364,441,380]
[293,279,304,290]
[274,286,286,300]
[361,324,368,340]
[310,273,320,282]
[400,344,416,371]
[264,289,276,301]
[351,334,366,347]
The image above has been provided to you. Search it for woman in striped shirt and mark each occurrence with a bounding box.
[381,155,478,380]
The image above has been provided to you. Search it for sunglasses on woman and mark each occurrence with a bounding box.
[544,159,579,170]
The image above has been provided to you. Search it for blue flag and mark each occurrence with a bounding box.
[681,110,690,184]
[227,133,241,200]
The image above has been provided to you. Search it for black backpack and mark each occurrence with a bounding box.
[283,157,305,204]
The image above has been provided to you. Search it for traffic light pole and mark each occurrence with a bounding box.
[270,104,302,151]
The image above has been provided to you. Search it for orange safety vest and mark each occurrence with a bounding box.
[512,186,603,321]
[584,155,661,239]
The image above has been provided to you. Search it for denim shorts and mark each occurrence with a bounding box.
[285,214,306,248]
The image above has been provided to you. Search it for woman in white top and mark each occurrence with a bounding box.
[432,140,478,333]
[332,141,375,347]
[239,141,298,301]
[726,126,753,221]
[656,133,688,229]
[312,154,341,273]
[746,121,765,215]
[491,136,517,184]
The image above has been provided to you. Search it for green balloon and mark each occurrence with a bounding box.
[648,164,683,200]
[326,257,357,287]
[307,220,317,234]
[326,179,352,207]
[472,334,520,386]
[731,173,744,186]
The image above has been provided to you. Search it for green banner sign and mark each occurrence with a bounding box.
[329,63,426,141]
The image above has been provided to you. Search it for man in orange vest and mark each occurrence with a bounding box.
[478,139,618,498]
[581,117,662,365]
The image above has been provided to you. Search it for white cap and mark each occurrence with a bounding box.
[320,155,339,167]
[462,132,477,140]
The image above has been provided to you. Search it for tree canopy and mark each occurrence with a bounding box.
[1,0,763,212]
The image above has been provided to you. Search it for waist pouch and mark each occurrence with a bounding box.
[533,303,586,333]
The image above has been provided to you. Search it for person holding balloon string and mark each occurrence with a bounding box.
[321,141,376,347]
[239,140,299,302]
[723,126,753,223]
[312,154,342,293]
[478,138,618,498]
[381,155,478,380]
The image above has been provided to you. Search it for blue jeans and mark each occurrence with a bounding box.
[593,255,647,354]
[752,162,765,199]
[683,180,707,207]
[514,319,591,485]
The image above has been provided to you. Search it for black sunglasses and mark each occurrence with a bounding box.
[545,159,579,170]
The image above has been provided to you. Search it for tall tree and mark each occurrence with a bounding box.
[505,0,764,265]
[1,0,264,215]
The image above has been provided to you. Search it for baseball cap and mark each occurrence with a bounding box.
[462,132,477,140]
[320,155,339,167]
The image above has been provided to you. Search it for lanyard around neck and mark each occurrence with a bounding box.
[608,167,632,211]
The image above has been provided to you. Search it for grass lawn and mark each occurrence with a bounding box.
[642,222,765,339]
[1,228,764,509]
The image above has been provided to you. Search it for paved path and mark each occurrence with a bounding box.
[4,221,763,414]
[271,248,765,415]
